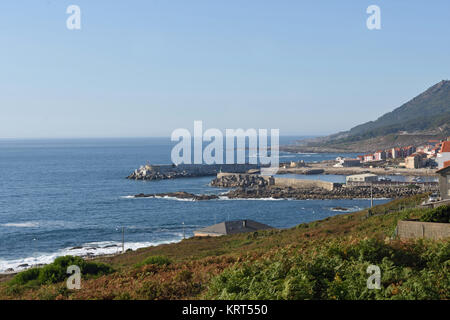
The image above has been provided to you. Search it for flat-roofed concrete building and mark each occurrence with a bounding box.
[346,173,378,184]
[193,219,274,237]
[334,158,361,168]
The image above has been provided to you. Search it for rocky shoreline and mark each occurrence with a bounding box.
[134,191,219,201]
[131,183,437,202]
[223,184,435,200]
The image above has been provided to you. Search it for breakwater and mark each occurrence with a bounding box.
[211,173,338,191]
[210,173,438,199]
[127,164,260,180]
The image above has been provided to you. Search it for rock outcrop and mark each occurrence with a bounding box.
[210,173,271,188]
[127,164,260,181]
[133,191,219,201]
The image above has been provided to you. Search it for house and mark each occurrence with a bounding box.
[363,154,374,162]
[436,161,450,200]
[346,173,378,184]
[373,150,386,161]
[428,139,440,147]
[436,141,450,169]
[392,148,401,159]
[404,146,416,157]
[334,158,362,167]
[193,219,274,237]
[405,154,421,169]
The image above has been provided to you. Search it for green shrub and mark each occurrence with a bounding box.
[9,255,114,287]
[206,239,449,300]
[420,205,450,223]
[9,268,41,287]
[136,255,172,268]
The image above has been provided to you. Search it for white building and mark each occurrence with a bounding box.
[346,173,378,184]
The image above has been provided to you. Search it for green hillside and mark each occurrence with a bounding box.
[285,80,450,152]
[1,195,449,300]
[345,80,450,140]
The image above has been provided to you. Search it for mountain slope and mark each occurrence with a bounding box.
[286,80,450,152]
[346,80,450,139]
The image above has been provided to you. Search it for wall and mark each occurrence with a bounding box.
[272,177,337,191]
[149,164,260,175]
[439,173,450,200]
[214,173,337,190]
[397,220,450,240]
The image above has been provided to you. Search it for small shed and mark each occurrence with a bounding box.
[346,173,378,184]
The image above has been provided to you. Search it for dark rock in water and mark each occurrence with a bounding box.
[133,191,219,201]
[70,246,83,250]
[5,268,14,272]
[103,244,118,248]
[332,207,349,211]
[18,264,29,268]
[126,248,133,252]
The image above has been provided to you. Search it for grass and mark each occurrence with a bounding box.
[0,193,448,300]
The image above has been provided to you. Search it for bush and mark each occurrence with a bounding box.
[136,255,172,268]
[420,205,450,223]
[206,239,449,300]
[9,255,114,287]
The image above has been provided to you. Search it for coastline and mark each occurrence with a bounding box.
[277,163,438,177]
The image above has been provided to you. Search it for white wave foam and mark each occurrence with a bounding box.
[1,222,39,228]
[218,196,285,201]
[121,195,196,201]
[0,238,182,273]
[156,196,195,202]
[353,197,391,200]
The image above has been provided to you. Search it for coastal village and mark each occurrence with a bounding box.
[331,138,450,170]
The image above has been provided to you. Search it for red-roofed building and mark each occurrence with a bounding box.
[373,150,386,161]
[437,141,450,169]
[444,160,450,168]
[441,141,450,153]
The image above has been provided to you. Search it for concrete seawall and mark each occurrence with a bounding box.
[272,177,338,191]
[397,220,450,240]
[214,173,338,191]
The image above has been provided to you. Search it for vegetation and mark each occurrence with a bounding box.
[301,80,450,150]
[135,255,172,268]
[206,239,449,300]
[0,193,448,300]
[345,80,450,140]
[420,205,450,223]
[6,256,113,295]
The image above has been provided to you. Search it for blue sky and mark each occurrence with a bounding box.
[0,0,449,138]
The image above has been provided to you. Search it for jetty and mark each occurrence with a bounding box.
[127,163,260,180]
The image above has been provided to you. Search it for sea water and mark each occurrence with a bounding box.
[0,138,387,272]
